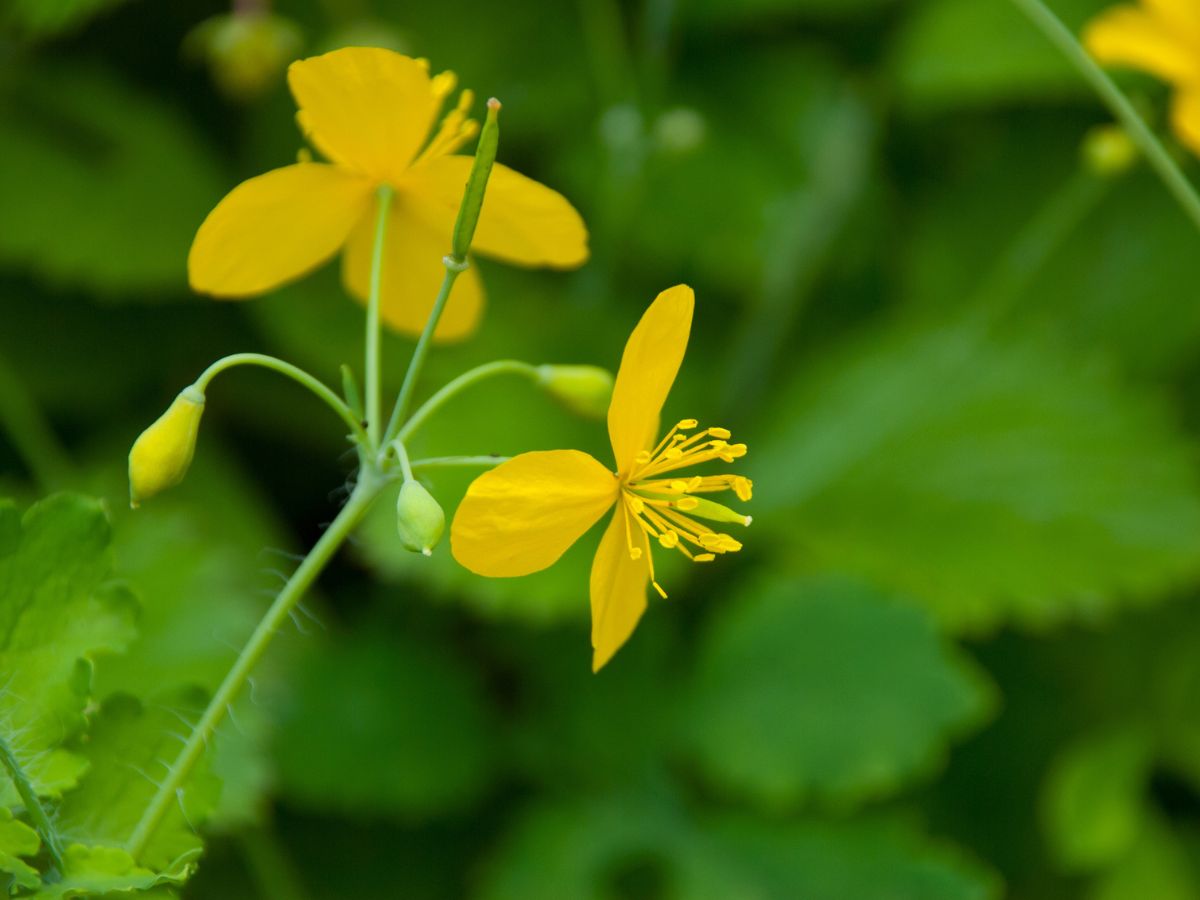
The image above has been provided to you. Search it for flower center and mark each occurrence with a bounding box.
[618,419,752,599]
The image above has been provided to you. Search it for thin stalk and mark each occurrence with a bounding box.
[1007,0,1200,233]
[0,353,73,491]
[381,260,467,446]
[396,360,537,443]
[365,185,396,449]
[195,353,366,445]
[125,475,384,861]
[392,439,415,482]
[0,737,65,873]
[411,455,510,470]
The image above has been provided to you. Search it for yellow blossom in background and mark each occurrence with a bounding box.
[450,285,753,670]
[188,47,588,340]
[1084,0,1200,155]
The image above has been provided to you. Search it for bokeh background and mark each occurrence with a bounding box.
[3,0,1200,897]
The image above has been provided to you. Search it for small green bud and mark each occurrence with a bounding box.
[184,11,303,102]
[536,365,614,419]
[129,386,206,508]
[396,481,445,556]
[1082,124,1138,177]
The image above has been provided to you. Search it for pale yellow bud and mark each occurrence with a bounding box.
[1082,125,1138,177]
[128,387,206,508]
[396,481,445,556]
[536,365,614,419]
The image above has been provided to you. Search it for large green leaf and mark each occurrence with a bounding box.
[684,576,992,807]
[56,691,219,873]
[752,321,1200,632]
[0,494,137,806]
[0,63,222,295]
[33,844,196,899]
[477,790,999,900]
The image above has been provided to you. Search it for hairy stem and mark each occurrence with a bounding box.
[125,475,384,861]
[396,359,537,443]
[366,185,395,449]
[0,737,65,873]
[1007,0,1200,233]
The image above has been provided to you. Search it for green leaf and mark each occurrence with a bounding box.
[0,63,223,295]
[0,807,41,891]
[1040,727,1153,872]
[684,576,993,808]
[56,692,220,873]
[271,631,496,818]
[891,0,1112,111]
[1,0,129,39]
[478,790,999,900]
[1090,819,1198,900]
[752,321,1200,632]
[0,494,137,806]
[32,844,196,899]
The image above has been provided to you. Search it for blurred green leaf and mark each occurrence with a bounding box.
[57,691,219,873]
[0,494,136,806]
[891,0,1111,110]
[1040,727,1153,872]
[1090,819,1198,900]
[272,630,496,819]
[0,0,128,38]
[753,321,1200,632]
[478,789,998,900]
[0,63,222,295]
[684,576,993,808]
[0,807,40,891]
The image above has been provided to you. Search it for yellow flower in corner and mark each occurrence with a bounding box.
[1085,0,1200,155]
[450,285,753,671]
[188,47,588,340]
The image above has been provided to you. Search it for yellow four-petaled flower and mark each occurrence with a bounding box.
[451,285,753,670]
[1085,0,1200,155]
[189,47,588,339]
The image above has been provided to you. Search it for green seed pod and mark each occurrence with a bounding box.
[129,386,206,508]
[536,364,614,419]
[450,98,501,261]
[396,480,446,556]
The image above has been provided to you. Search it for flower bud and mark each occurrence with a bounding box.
[184,12,303,101]
[129,386,206,508]
[396,480,445,556]
[536,365,614,419]
[1082,125,1137,177]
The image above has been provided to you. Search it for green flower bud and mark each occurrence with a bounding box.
[1082,124,1138,177]
[185,12,303,102]
[396,480,445,556]
[536,365,614,419]
[129,386,206,508]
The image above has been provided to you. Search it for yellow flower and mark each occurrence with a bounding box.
[450,285,752,670]
[1085,0,1200,154]
[188,47,588,340]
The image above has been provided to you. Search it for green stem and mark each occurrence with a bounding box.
[366,185,396,449]
[396,359,537,444]
[381,259,468,447]
[411,455,510,470]
[1007,0,1200,233]
[0,736,65,874]
[125,475,384,862]
[195,353,367,445]
[392,439,415,482]
[0,352,73,491]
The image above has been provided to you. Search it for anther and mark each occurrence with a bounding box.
[675,497,699,511]
[677,418,699,429]
[708,427,731,439]
[694,553,716,562]
[658,531,679,548]
[629,547,643,560]
[635,450,652,465]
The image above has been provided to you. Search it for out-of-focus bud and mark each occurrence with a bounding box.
[536,365,614,419]
[184,11,303,102]
[1082,124,1138,177]
[129,386,206,508]
[653,107,706,156]
[396,481,445,556]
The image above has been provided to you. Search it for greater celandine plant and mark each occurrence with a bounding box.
[124,45,752,865]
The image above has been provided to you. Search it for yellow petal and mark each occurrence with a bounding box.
[1146,0,1200,38]
[404,157,589,267]
[189,163,373,297]
[607,285,695,472]
[451,450,618,577]
[288,48,442,182]
[1171,87,1200,157]
[590,507,649,672]
[1084,4,1200,84]
[341,194,484,341]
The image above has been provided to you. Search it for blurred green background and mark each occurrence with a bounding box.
[4,0,1200,896]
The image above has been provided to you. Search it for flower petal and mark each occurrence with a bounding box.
[1084,4,1199,84]
[405,157,589,267]
[451,450,618,577]
[342,194,484,341]
[288,48,443,182]
[590,507,649,671]
[189,162,373,297]
[1171,87,1200,157]
[607,285,695,472]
